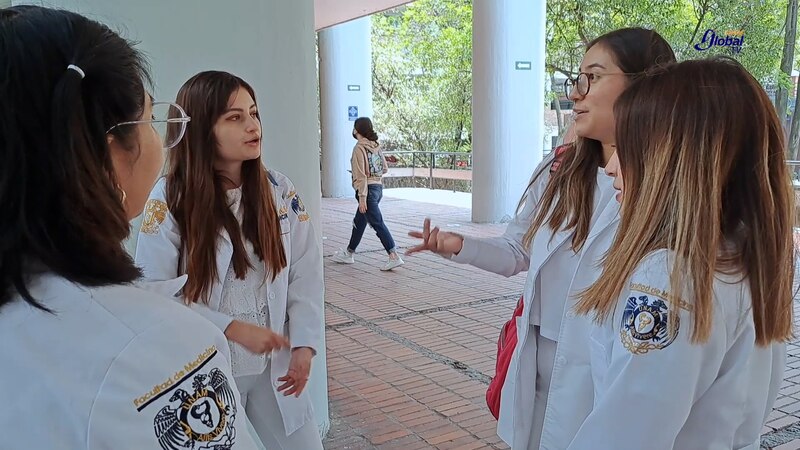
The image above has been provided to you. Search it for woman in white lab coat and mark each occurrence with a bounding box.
[0,7,262,449]
[568,57,792,450]
[135,71,325,450]
[408,28,676,449]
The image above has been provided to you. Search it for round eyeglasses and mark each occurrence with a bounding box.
[106,102,191,149]
[564,72,636,98]
[564,73,592,97]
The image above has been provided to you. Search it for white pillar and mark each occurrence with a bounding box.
[319,17,373,198]
[27,0,330,437]
[472,0,545,222]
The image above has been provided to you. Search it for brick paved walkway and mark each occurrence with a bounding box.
[319,192,800,450]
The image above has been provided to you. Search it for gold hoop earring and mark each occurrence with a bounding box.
[116,185,127,204]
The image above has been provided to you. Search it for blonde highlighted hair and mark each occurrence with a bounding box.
[577,57,795,346]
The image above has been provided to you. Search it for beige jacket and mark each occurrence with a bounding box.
[350,138,388,198]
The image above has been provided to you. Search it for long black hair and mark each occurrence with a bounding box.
[0,6,152,311]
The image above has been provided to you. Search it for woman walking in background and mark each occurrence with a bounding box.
[332,117,404,271]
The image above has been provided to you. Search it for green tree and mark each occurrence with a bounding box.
[372,0,790,152]
[546,0,787,139]
[372,0,472,154]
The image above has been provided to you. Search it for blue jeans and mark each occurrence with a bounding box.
[347,184,396,254]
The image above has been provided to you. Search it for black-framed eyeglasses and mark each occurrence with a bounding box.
[106,102,191,149]
[563,72,634,98]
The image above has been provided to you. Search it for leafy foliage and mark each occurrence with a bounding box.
[372,0,792,152]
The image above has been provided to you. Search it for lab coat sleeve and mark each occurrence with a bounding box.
[450,153,556,277]
[277,172,324,355]
[134,178,235,332]
[567,251,728,450]
[88,309,261,449]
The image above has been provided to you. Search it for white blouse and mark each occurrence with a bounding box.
[218,187,271,377]
[530,168,616,341]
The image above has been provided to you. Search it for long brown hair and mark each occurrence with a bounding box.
[522,28,675,251]
[166,71,287,304]
[354,117,379,142]
[577,57,795,346]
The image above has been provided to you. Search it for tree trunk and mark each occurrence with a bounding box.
[686,0,710,54]
[551,72,564,134]
[777,0,798,125]
[789,78,800,161]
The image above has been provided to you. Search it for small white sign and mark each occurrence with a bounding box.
[515,61,532,70]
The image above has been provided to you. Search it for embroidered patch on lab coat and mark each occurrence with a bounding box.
[278,205,289,221]
[620,293,678,355]
[135,346,240,449]
[290,193,310,222]
[141,199,168,235]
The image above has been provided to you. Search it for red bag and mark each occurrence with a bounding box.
[486,296,525,419]
[486,146,569,419]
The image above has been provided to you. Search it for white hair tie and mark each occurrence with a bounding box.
[67,64,85,79]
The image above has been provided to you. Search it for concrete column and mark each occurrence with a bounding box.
[319,17,373,198]
[28,0,330,437]
[472,0,546,222]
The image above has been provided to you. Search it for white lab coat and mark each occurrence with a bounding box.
[0,273,261,450]
[451,154,621,449]
[567,249,785,450]
[134,169,324,436]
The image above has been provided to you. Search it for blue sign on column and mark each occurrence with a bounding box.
[348,106,358,121]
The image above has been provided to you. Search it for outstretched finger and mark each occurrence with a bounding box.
[405,243,428,255]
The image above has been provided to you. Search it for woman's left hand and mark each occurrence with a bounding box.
[277,347,314,397]
[358,197,367,214]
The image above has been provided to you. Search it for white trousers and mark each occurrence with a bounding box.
[528,326,557,450]
[235,363,323,450]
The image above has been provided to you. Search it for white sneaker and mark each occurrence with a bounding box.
[332,248,355,264]
[381,254,404,271]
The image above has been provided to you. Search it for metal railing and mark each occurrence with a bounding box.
[382,153,800,194]
[382,150,474,191]
[382,149,555,192]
